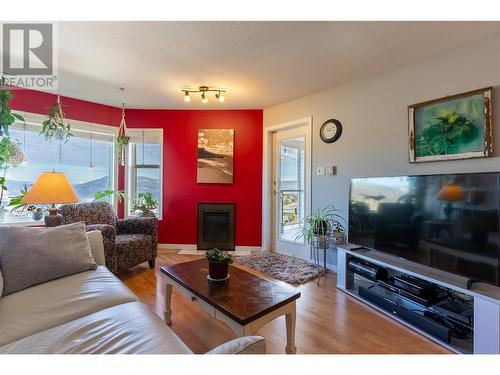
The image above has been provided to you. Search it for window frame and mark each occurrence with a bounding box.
[6,111,119,210]
[124,128,163,220]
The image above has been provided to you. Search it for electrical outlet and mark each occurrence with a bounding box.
[327,166,337,176]
[316,166,326,176]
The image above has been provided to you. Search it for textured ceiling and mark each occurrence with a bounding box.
[51,21,500,109]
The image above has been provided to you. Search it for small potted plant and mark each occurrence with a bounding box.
[27,205,44,221]
[131,192,158,217]
[206,248,233,280]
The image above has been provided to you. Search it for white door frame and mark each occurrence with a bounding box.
[262,117,312,252]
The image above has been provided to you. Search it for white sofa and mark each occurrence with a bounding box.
[0,231,265,354]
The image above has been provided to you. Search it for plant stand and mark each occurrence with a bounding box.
[310,235,331,285]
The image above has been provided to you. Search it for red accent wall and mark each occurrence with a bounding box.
[126,109,263,246]
[9,88,263,246]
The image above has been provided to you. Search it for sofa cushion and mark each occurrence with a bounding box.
[115,234,152,255]
[0,222,97,296]
[0,266,137,346]
[87,230,105,266]
[0,302,192,354]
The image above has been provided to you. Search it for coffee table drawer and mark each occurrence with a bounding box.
[167,277,216,317]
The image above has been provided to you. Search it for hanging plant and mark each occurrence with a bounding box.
[0,137,26,210]
[116,102,129,166]
[41,95,73,143]
[0,77,25,137]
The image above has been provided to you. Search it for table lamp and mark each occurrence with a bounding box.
[437,183,464,221]
[22,171,80,227]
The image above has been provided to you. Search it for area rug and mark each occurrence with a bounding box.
[234,251,321,284]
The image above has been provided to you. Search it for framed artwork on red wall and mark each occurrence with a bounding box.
[197,129,234,183]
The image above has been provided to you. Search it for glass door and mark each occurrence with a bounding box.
[272,126,310,257]
[278,137,305,241]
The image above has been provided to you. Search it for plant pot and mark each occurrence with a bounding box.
[312,219,329,236]
[208,261,229,280]
[137,211,155,218]
[32,210,43,221]
[332,231,346,245]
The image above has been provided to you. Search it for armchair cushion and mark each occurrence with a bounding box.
[116,234,152,255]
[117,217,158,237]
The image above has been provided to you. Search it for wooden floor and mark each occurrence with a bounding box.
[119,250,450,354]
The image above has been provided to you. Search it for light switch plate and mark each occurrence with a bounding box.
[327,166,337,176]
[316,166,326,176]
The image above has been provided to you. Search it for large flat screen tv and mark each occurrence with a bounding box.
[349,172,500,286]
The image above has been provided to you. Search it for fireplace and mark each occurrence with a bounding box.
[198,203,235,251]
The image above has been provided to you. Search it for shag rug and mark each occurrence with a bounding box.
[234,251,321,284]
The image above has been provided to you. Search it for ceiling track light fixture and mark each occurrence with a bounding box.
[182,86,227,104]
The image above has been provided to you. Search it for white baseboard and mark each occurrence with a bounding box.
[158,244,262,252]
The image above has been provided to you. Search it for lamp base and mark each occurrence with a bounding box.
[44,214,62,227]
[44,207,62,227]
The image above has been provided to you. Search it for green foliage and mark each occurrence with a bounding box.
[295,204,346,245]
[116,134,130,165]
[131,192,158,215]
[0,176,7,205]
[93,189,128,203]
[8,183,31,212]
[0,137,12,170]
[41,99,73,143]
[205,248,234,264]
[0,78,25,137]
[416,112,478,156]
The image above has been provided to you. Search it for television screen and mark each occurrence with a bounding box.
[349,172,500,286]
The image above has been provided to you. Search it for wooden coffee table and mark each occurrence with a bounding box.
[161,259,301,354]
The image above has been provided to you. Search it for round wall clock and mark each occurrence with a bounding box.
[320,119,343,143]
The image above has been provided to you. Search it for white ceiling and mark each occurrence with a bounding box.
[54,21,500,109]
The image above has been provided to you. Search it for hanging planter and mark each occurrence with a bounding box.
[116,102,130,166]
[41,95,73,143]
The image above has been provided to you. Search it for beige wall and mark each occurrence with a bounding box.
[264,33,500,268]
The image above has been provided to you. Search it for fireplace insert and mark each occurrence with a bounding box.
[197,203,235,250]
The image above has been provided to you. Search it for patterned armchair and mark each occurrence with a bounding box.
[58,201,158,274]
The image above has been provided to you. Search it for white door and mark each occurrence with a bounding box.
[272,125,311,259]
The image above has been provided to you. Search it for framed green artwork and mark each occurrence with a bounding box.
[408,87,493,163]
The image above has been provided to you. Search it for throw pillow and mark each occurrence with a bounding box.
[86,230,105,266]
[0,222,97,296]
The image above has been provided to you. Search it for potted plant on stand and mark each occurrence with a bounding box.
[131,192,158,217]
[295,205,346,283]
[296,204,346,246]
[206,248,233,281]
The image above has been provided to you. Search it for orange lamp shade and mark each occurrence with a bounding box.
[22,172,80,205]
[437,183,465,202]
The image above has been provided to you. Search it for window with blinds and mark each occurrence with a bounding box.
[3,113,117,222]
